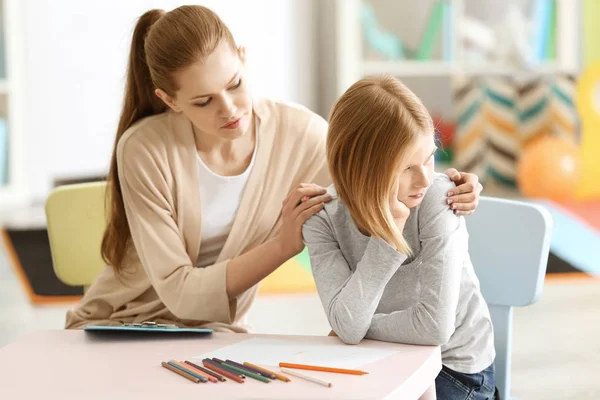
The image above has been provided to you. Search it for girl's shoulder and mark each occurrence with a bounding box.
[422,173,455,206]
[415,173,462,234]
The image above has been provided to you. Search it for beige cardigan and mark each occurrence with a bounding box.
[65,98,330,331]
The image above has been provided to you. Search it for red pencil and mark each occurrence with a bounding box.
[202,359,245,384]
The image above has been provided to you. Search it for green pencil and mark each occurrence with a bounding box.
[222,362,271,383]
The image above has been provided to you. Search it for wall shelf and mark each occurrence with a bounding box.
[331,0,580,96]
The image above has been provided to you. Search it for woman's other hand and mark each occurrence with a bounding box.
[276,183,333,258]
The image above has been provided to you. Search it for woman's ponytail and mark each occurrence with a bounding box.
[101,9,166,271]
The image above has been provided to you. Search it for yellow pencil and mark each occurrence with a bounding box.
[243,362,291,382]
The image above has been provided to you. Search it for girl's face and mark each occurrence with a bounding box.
[396,134,437,208]
[157,41,254,141]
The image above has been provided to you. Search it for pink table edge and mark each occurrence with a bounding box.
[0,329,442,399]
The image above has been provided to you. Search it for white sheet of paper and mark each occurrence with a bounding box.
[193,337,398,368]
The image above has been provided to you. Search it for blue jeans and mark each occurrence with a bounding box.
[435,363,497,400]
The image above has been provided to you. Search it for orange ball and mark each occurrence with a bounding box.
[517,135,581,201]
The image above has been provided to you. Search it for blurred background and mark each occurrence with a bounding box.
[0,1,599,399]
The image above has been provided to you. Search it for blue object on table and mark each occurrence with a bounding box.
[84,322,214,334]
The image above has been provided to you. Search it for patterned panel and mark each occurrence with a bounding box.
[484,77,519,186]
[452,75,488,179]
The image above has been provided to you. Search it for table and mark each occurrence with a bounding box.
[0,330,441,399]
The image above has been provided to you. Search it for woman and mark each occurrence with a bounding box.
[65,6,482,332]
[303,76,496,399]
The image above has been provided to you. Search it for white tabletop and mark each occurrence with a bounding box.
[0,330,441,399]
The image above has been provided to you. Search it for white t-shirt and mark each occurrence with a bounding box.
[196,119,258,268]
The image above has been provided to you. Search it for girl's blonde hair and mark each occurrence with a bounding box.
[327,75,433,254]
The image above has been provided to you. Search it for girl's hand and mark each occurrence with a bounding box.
[444,168,483,216]
[275,183,333,258]
[389,175,411,232]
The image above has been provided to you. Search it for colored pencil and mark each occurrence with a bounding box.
[221,362,270,383]
[185,360,226,382]
[226,360,276,380]
[279,362,368,375]
[244,362,291,382]
[175,360,218,383]
[202,359,245,384]
[280,367,332,388]
[168,360,208,382]
[210,358,246,378]
[161,361,200,383]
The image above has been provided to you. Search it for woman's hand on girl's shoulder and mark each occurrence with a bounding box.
[444,168,483,216]
[275,183,333,259]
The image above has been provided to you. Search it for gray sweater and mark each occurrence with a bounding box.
[303,173,495,373]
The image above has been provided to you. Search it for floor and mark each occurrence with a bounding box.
[1,249,599,399]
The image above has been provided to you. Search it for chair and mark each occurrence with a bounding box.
[45,182,107,291]
[466,196,553,400]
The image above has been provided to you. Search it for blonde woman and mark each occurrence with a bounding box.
[303,76,496,399]
[65,6,483,331]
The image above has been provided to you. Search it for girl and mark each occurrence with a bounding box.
[303,76,496,399]
[65,6,482,332]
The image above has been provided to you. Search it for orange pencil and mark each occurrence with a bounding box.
[278,362,368,375]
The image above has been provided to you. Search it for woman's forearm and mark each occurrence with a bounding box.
[225,238,292,299]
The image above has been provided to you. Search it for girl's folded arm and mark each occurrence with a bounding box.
[366,192,467,346]
[303,213,407,344]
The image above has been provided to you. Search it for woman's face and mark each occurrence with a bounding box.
[396,134,437,208]
[157,41,254,141]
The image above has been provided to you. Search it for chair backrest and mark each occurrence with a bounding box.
[466,196,552,399]
[45,182,107,289]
